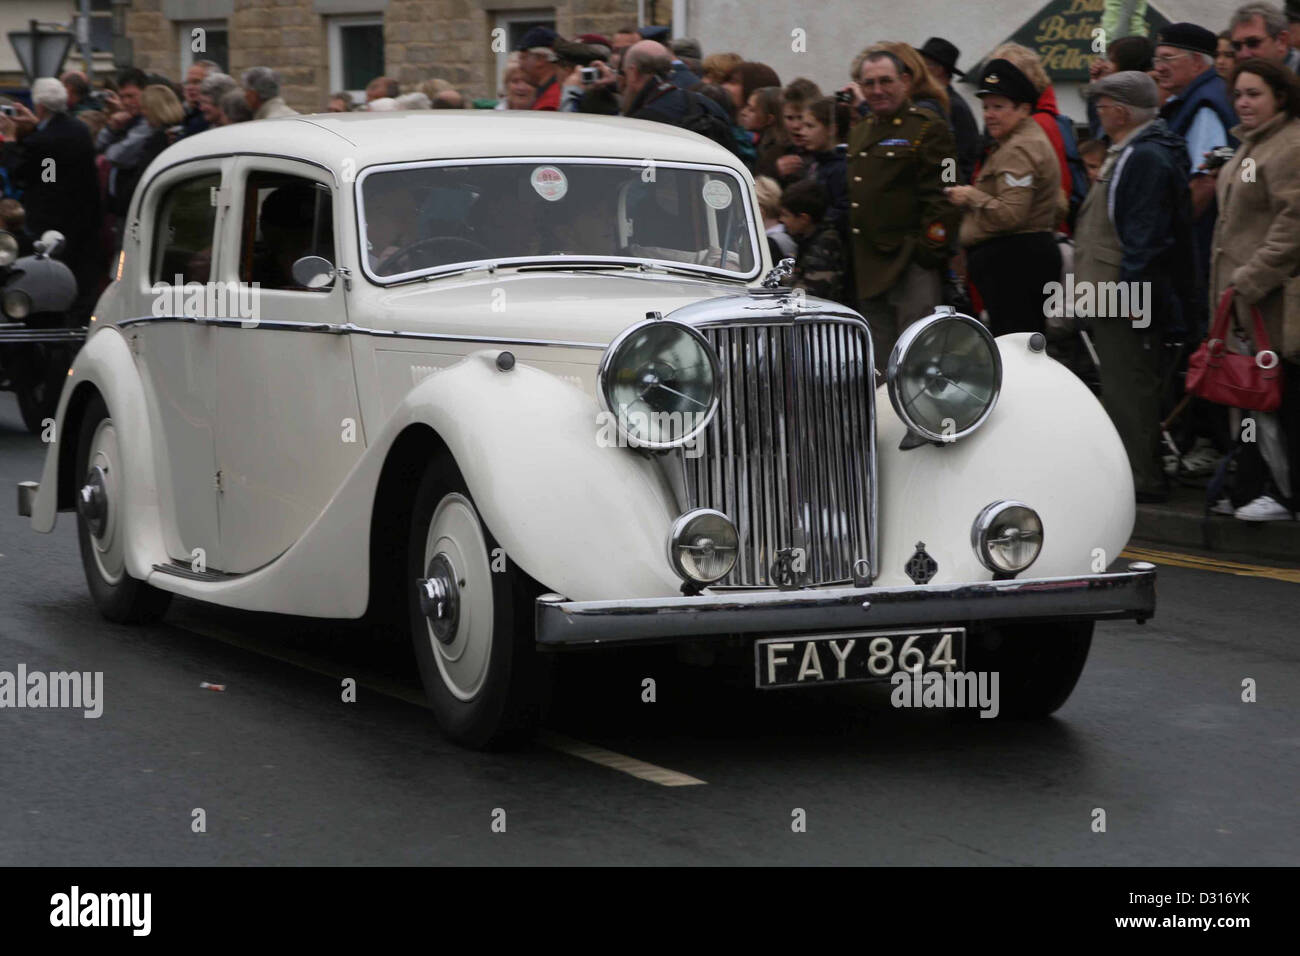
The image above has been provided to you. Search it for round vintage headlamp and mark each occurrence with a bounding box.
[668,509,738,584]
[971,500,1043,575]
[2,287,31,320]
[0,230,18,267]
[598,318,719,449]
[887,308,1001,443]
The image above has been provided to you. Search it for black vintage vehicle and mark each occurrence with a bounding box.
[0,228,83,433]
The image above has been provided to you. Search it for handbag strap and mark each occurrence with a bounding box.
[1212,287,1275,353]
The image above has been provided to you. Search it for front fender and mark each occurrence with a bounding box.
[29,325,170,581]
[389,351,683,602]
[873,333,1135,587]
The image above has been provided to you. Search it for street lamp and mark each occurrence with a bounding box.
[7,21,75,85]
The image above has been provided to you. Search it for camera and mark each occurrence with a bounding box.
[1201,145,1236,171]
[834,89,855,104]
[0,104,17,117]
[580,66,599,85]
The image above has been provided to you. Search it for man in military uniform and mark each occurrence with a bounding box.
[848,50,959,371]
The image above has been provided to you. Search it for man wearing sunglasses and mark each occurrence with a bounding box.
[1228,2,1300,71]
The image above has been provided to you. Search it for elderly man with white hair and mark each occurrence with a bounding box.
[0,77,103,319]
[242,67,298,119]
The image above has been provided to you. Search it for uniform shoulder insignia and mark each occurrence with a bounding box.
[925,221,947,242]
[1004,172,1034,188]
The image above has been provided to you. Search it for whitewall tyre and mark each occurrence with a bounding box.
[407,451,550,749]
[74,394,172,624]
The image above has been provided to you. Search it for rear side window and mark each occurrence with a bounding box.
[150,173,220,285]
[239,172,335,291]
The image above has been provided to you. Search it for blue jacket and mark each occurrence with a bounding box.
[1161,67,1238,150]
[1109,119,1196,332]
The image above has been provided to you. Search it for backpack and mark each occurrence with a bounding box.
[677,87,747,162]
[1037,109,1089,229]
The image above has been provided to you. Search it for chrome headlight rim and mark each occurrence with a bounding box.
[667,508,738,584]
[597,317,721,451]
[970,499,1044,575]
[887,309,1002,443]
[0,230,18,268]
[2,287,32,320]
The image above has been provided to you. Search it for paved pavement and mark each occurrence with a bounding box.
[2,393,1297,865]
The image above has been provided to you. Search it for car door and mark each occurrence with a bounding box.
[127,159,231,567]
[208,157,364,574]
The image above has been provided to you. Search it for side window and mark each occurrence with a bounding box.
[150,172,220,285]
[239,172,335,291]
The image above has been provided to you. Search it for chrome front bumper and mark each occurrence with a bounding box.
[535,563,1156,648]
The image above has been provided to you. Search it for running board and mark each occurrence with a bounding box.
[152,561,245,583]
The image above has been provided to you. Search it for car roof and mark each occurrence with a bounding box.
[157,111,746,178]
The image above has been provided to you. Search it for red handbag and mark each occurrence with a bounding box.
[1186,288,1283,412]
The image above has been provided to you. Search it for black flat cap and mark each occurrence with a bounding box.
[1156,22,1218,57]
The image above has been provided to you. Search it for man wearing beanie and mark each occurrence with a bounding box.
[1154,22,1237,340]
[1077,71,1196,502]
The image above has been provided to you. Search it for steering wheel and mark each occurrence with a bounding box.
[376,236,492,275]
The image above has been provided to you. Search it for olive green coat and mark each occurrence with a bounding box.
[847,101,959,300]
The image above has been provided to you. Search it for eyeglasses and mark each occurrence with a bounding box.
[1153,51,1191,65]
[1231,36,1268,52]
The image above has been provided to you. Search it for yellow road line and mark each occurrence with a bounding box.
[536,731,706,787]
[174,620,706,786]
[1122,547,1300,584]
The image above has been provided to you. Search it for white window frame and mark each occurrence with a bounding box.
[492,9,555,97]
[328,14,385,105]
[177,20,228,74]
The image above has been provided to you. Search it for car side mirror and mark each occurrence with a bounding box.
[34,230,65,258]
[291,255,337,289]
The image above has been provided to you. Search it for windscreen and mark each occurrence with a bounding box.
[358,161,759,280]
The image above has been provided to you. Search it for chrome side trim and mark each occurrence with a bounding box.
[535,566,1157,647]
[151,561,246,583]
[113,314,607,350]
[0,326,87,344]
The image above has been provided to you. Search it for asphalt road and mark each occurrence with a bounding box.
[2,391,1297,866]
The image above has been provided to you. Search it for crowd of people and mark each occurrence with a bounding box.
[1,3,1299,522]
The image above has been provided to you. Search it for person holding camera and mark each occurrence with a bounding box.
[0,78,102,320]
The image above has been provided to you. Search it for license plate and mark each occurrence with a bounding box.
[754,628,966,689]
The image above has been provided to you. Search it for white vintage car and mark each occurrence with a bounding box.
[18,111,1155,747]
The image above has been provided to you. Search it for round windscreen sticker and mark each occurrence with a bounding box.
[530,165,568,202]
[702,179,733,209]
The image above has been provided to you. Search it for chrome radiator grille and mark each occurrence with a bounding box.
[684,318,876,587]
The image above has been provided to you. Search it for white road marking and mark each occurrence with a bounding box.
[174,621,706,786]
[537,731,706,786]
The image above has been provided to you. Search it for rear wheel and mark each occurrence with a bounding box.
[964,620,1093,717]
[74,393,172,624]
[407,450,550,748]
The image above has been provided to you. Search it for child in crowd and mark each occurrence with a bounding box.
[800,97,851,236]
[754,175,798,262]
[778,178,846,305]
[0,197,34,256]
[1078,139,1106,187]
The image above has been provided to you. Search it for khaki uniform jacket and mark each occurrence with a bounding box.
[1211,112,1300,352]
[959,115,1066,248]
[847,101,958,300]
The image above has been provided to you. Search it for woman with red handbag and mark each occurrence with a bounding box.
[1205,59,1300,521]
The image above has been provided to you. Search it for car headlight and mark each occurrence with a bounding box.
[2,288,31,320]
[971,500,1043,575]
[0,230,17,267]
[887,308,1001,443]
[668,509,738,584]
[598,318,719,449]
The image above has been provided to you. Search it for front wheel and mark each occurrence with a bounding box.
[74,393,172,624]
[964,620,1093,718]
[407,451,550,748]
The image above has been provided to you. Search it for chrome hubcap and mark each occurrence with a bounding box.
[416,552,460,645]
[78,465,108,538]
